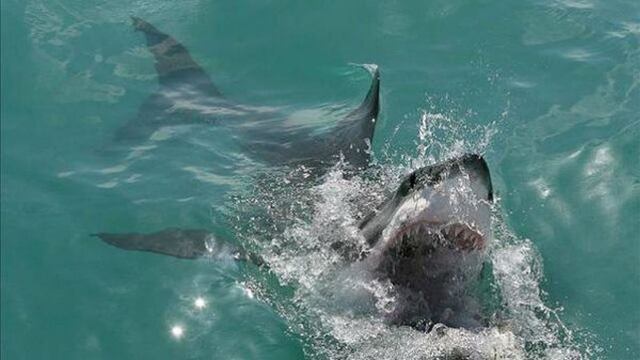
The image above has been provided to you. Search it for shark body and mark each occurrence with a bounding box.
[95,18,494,331]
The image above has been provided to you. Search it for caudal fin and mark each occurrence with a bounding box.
[131,16,222,97]
[112,18,225,142]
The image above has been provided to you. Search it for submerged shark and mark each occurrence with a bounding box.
[96,17,495,332]
[115,17,379,169]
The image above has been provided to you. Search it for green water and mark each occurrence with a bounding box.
[2,0,639,359]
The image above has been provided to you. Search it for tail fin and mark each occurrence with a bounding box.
[131,16,222,97]
[113,18,225,142]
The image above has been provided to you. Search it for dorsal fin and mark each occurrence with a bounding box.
[332,66,380,168]
[131,17,222,97]
[345,65,380,129]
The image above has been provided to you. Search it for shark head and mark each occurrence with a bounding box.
[359,154,493,328]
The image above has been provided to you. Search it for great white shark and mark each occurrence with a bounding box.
[96,17,495,332]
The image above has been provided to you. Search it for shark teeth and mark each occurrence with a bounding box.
[390,221,485,251]
[440,223,484,251]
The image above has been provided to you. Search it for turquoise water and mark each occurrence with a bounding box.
[2,0,639,359]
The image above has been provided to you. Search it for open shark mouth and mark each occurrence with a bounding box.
[374,219,489,329]
[388,221,485,253]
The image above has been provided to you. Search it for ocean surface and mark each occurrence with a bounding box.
[1,0,639,359]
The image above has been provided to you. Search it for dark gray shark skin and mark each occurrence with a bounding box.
[116,17,380,169]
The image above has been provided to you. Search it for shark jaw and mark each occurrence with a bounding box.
[388,221,486,254]
[358,154,494,329]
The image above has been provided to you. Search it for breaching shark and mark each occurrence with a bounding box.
[95,18,495,331]
[356,154,493,329]
[95,154,493,329]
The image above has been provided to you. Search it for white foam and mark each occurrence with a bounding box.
[230,101,588,358]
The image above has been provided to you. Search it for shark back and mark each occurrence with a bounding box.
[115,17,380,168]
[97,19,382,263]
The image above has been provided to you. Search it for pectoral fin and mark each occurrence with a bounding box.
[93,228,211,259]
[93,227,265,266]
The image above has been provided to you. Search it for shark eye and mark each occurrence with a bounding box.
[399,173,418,196]
[409,173,417,188]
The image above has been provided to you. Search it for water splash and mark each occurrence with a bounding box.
[230,101,594,359]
